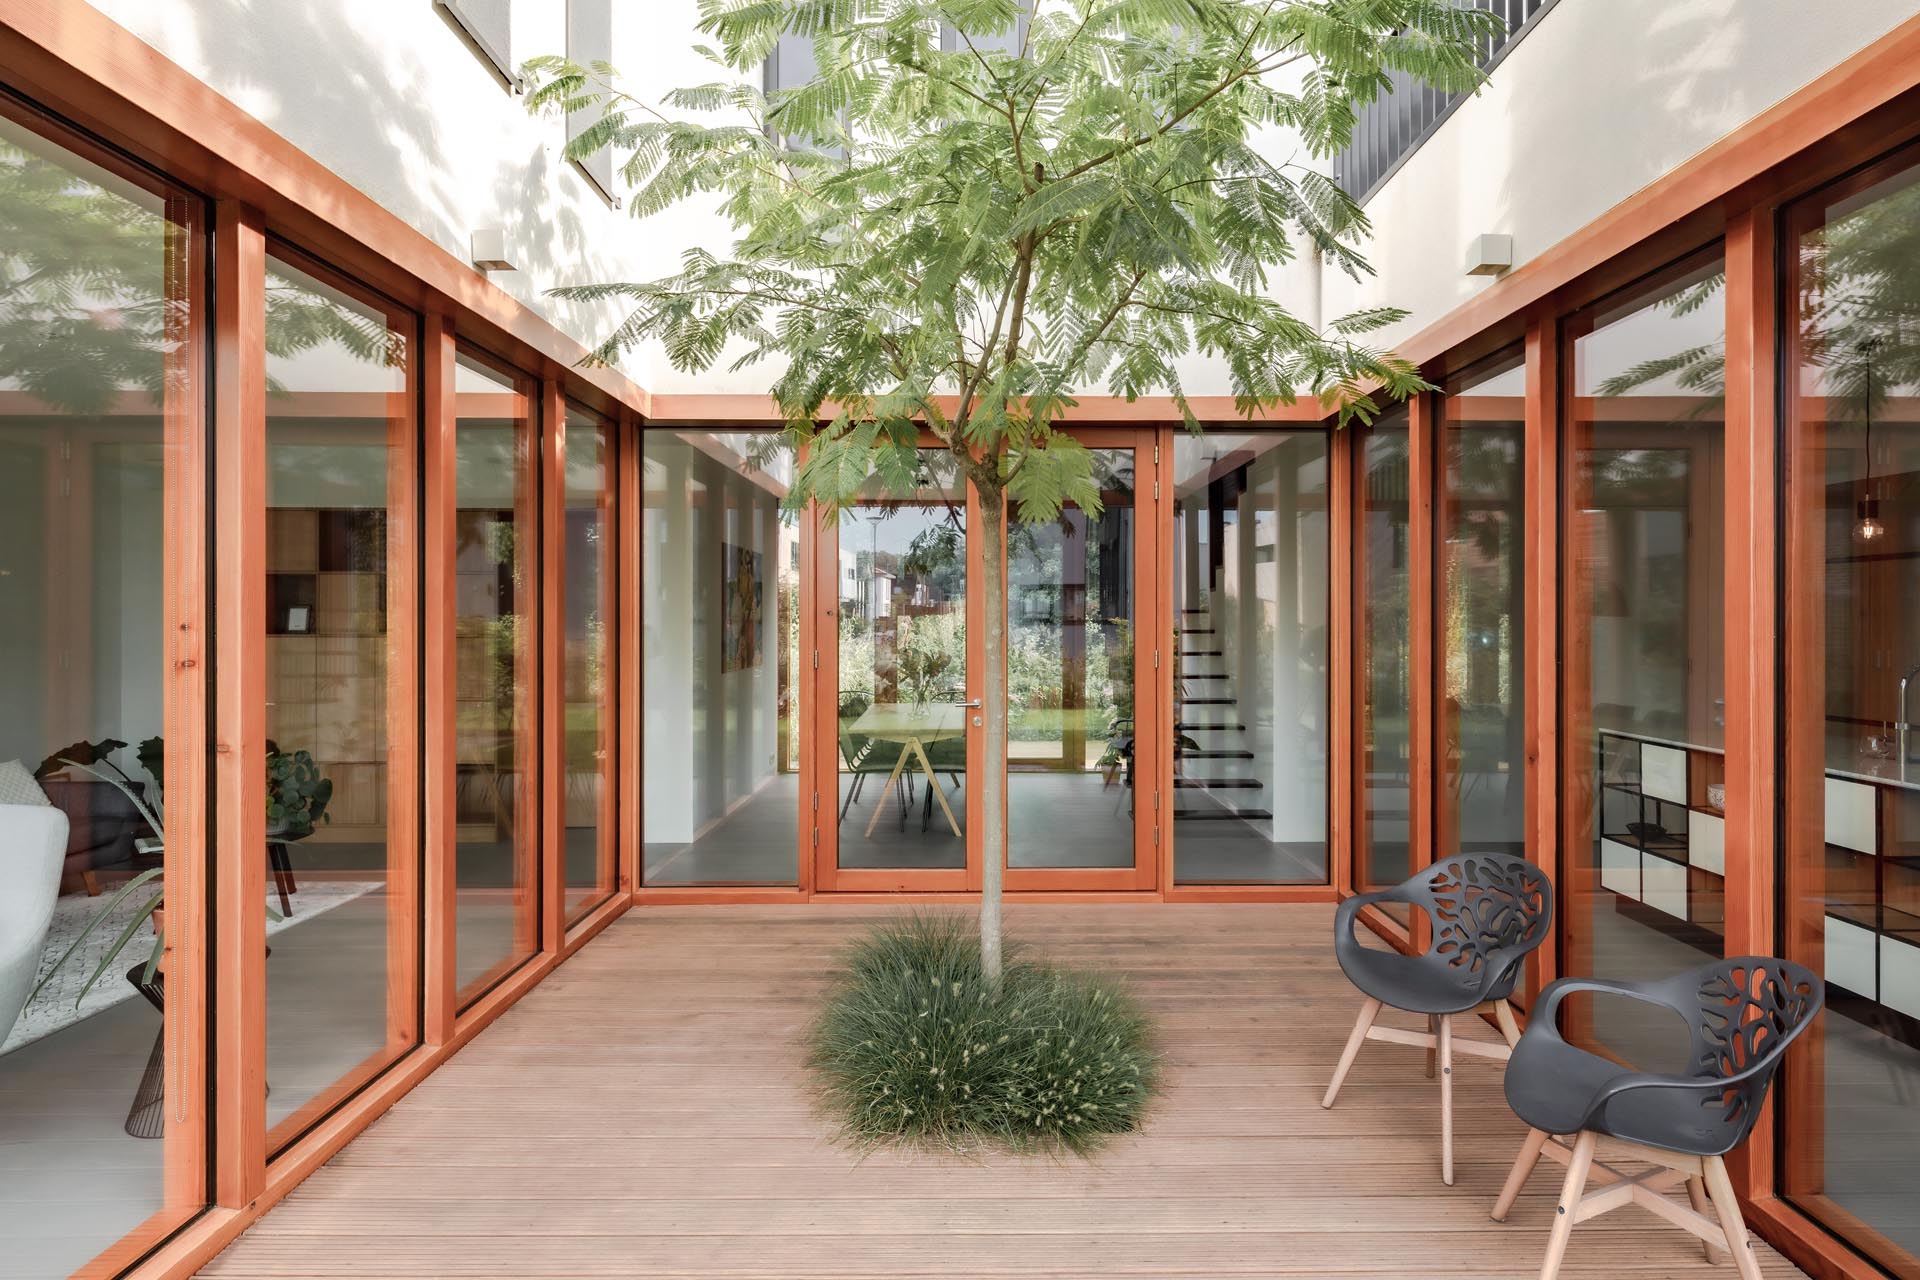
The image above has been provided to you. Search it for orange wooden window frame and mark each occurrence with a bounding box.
[808,425,1165,895]
[3,2,1920,1278]
[254,241,425,1161]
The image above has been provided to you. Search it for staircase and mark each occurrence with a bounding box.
[1173,606,1269,825]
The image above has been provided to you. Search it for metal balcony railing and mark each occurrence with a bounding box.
[1330,0,1559,205]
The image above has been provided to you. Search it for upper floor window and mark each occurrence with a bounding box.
[763,32,839,156]
[763,6,1029,153]
[1330,0,1556,204]
[436,0,518,90]
[567,0,617,202]
[940,8,1028,57]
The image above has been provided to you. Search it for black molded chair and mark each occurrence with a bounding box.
[1322,852,1553,1185]
[1490,959,1822,1280]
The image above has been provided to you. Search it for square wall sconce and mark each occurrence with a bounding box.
[471,228,516,273]
[1465,233,1514,277]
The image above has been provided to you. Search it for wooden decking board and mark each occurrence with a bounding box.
[198,905,1806,1279]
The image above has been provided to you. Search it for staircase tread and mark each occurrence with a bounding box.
[1175,808,1274,820]
[1174,777,1264,789]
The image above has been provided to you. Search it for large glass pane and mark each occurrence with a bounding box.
[1440,352,1526,858]
[1171,432,1330,883]
[563,404,615,917]
[1781,159,1920,1275]
[1008,448,1135,869]
[262,255,416,1152]
[837,451,968,869]
[1562,253,1727,1071]
[642,430,800,884]
[1358,409,1413,917]
[452,351,537,1002]
[0,109,204,1275]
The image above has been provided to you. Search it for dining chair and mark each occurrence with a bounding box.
[1490,958,1822,1280]
[836,692,886,821]
[1322,852,1553,1185]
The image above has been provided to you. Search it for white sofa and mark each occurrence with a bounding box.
[0,804,71,1048]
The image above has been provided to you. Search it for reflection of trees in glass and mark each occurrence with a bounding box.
[1799,176,1920,412]
[1593,272,1727,406]
[896,612,962,705]
[901,520,965,601]
[1588,446,1690,505]
[0,136,175,412]
[263,274,406,392]
[485,614,523,726]
[1597,179,1920,422]
[1444,428,1520,720]
[0,135,408,414]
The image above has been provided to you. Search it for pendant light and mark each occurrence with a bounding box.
[1856,344,1887,543]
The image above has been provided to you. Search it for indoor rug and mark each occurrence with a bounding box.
[2,880,380,1055]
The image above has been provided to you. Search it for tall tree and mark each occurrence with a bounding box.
[528,0,1498,980]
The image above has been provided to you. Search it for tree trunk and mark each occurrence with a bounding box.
[976,483,1007,984]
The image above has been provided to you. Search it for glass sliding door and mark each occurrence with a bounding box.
[820,432,1155,890]
[1439,352,1526,859]
[1007,447,1137,871]
[451,350,538,1002]
[1781,153,1920,1277]
[1560,251,1727,1070]
[641,430,801,885]
[1357,409,1414,918]
[562,403,616,918]
[0,104,208,1276]
[833,451,969,874]
[262,252,418,1152]
[1170,431,1330,883]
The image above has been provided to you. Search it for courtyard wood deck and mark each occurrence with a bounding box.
[197,905,1808,1278]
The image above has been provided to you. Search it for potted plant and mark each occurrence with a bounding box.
[265,743,333,840]
[29,740,319,1007]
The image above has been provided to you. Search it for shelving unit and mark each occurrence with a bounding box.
[1596,729,1726,955]
[266,506,388,846]
[1598,728,1920,1046]
[1816,770,1920,1043]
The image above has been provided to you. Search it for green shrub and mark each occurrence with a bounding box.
[807,914,1158,1155]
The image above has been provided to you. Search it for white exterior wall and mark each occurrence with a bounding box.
[82,0,731,389]
[1326,0,1920,354]
[83,0,1920,395]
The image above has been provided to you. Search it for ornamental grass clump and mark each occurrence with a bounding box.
[808,914,1158,1155]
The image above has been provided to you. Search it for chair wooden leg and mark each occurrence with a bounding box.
[1539,1130,1596,1280]
[1425,1014,1438,1079]
[1703,1155,1764,1280]
[1494,998,1522,1048]
[1492,1128,1549,1222]
[1438,1014,1454,1186]
[1686,1176,1723,1264]
[1321,997,1381,1109]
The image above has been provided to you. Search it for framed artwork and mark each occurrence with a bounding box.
[721,541,762,673]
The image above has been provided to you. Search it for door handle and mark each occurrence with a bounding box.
[959,699,982,708]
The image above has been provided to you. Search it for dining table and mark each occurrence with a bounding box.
[850,701,966,838]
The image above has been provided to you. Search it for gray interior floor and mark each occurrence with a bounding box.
[645,771,1329,883]
[0,873,534,1280]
